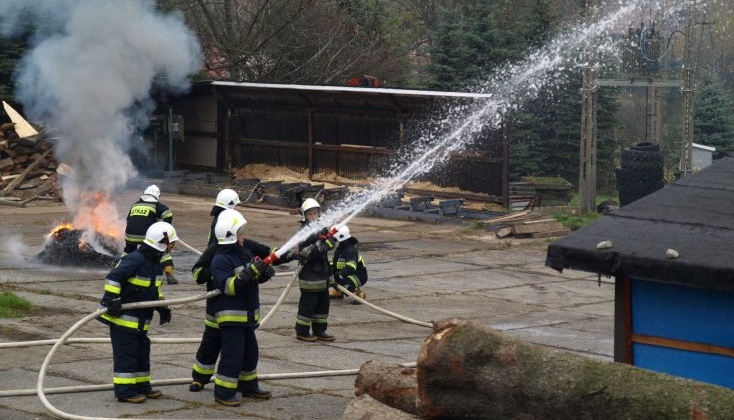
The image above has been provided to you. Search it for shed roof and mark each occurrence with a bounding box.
[194,81,492,113]
[546,156,734,292]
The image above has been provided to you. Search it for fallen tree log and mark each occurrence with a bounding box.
[417,318,734,420]
[354,360,418,414]
[342,394,419,420]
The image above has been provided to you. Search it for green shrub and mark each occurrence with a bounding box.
[0,292,33,318]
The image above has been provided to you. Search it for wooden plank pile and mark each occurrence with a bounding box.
[0,122,61,207]
[483,210,569,239]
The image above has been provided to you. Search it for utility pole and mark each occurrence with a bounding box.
[579,65,598,213]
[578,0,598,214]
[678,20,696,178]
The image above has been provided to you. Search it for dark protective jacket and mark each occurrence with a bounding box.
[207,206,225,247]
[98,244,165,334]
[192,242,219,328]
[296,221,334,292]
[210,240,274,328]
[124,199,173,243]
[332,237,368,290]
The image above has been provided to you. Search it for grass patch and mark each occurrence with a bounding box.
[0,291,34,318]
[553,211,603,230]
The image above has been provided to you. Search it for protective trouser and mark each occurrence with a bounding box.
[214,325,260,401]
[191,324,221,385]
[295,290,330,336]
[110,327,153,398]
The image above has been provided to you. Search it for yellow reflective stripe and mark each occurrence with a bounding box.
[124,235,145,242]
[135,374,152,383]
[346,261,357,270]
[358,255,365,264]
[113,376,137,385]
[215,377,238,389]
[204,318,219,329]
[226,276,237,296]
[336,261,346,270]
[130,204,154,217]
[127,277,151,287]
[193,363,215,375]
[193,267,202,281]
[101,314,150,331]
[348,275,360,289]
[239,372,257,381]
[104,284,121,294]
[160,254,172,264]
[217,314,248,323]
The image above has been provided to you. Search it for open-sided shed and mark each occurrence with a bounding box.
[168,81,509,202]
[546,156,734,388]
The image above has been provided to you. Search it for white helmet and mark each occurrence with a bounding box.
[300,198,321,221]
[215,209,247,244]
[333,225,351,242]
[215,188,241,209]
[141,184,161,201]
[144,221,178,252]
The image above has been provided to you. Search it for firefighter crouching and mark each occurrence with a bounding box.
[98,222,176,403]
[209,209,298,406]
[330,224,368,302]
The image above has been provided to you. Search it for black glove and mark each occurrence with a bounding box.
[317,227,330,239]
[157,307,171,325]
[101,297,122,317]
[237,267,254,283]
[249,258,276,284]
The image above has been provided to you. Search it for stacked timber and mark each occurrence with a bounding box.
[484,210,569,239]
[0,122,61,206]
[345,319,734,420]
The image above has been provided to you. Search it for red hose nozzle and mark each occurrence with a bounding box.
[263,252,278,265]
[328,226,338,237]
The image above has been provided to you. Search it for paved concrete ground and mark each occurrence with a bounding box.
[0,189,612,419]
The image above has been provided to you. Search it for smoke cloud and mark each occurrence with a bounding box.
[0,0,201,229]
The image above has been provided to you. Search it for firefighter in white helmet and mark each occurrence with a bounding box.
[99,221,177,403]
[294,198,336,342]
[123,185,178,284]
[207,188,241,246]
[330,224,368,302]
[200,209,297,406]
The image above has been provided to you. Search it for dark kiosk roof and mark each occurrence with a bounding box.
[546,156,734,292]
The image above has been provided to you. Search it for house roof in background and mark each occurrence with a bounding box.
[189,80,493,113]
[546,156,734,292]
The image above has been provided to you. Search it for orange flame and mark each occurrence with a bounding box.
[47,191,125,244]
[48,222,73,239]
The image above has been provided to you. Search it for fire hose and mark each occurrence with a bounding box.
[6,232,431,418]
[32,288,419,420]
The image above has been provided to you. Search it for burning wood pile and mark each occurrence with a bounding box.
[37,223,121,268]
[0,119,62,206]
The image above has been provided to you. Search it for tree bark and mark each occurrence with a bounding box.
[354,360,418,415]
[417,318,734,420]
[341,394,419,420]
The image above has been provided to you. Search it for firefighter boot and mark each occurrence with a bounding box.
[351,288,366,305]
[329,288,343,299]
